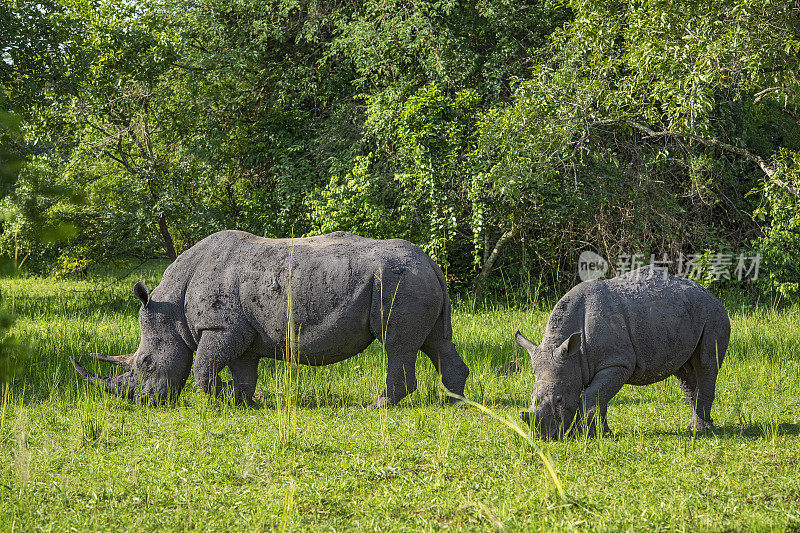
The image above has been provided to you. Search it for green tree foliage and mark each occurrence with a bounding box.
[755,149,800,301]
[310,85,482,273]
[307,154,400,239]
[2,0,188,269]
[0,110,21,380]
[169,0,363,238]
[3,0,800,301]
[475,0,800,291]
[309,1,569,285]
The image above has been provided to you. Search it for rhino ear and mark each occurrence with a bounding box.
[134,280,151,308]
[555,332,582,361]
[514,330,539,365]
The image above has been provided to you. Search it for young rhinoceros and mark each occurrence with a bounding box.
[71,230,469,407]
[515,265,730,438]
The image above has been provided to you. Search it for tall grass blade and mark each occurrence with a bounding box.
[446,390,565,499]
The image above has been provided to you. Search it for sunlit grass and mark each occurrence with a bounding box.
[0,267,798,530]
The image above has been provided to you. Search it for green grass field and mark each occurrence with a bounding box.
[1,265,799,531]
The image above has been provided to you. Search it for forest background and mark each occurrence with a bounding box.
[2,0,800,302]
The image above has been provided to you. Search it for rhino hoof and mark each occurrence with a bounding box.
[244,396,263,409]
[448,398,469,409]
[688,419,715,432]
[365,397,394,410]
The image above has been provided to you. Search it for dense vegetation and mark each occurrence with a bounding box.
[2,0,800,299]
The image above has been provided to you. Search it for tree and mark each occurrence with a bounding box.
[6,0,798,303]
[2,0,198,268]
[309,0,571,290]
[0,109,21,380]
[475,0,800,289]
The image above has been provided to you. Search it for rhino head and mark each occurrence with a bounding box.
[71,280,193,405]
[514,330,582,439]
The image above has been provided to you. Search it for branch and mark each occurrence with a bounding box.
[784,108,800,123]
[473,225,519,302]
[753,87,784,104]
[753,87,799,123]
[589,119,800,198]
[142,98,154,162]
[126,119,150,163]
[483,226,518,275]
[84,119,114,139]
[103,149,136,175]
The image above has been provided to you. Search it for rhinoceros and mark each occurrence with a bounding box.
[514,265,730,438]
[71,230,469,407]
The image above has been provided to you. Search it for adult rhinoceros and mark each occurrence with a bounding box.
[71,230,469,407]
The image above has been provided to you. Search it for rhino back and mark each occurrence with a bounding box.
[543,267,728,384]
[178,230,443,364]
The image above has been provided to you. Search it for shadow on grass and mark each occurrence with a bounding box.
[607,395,662,407]
[3,291,139,320]
[715,423,800,438]
[649,422,800,439]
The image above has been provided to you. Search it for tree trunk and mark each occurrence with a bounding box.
[158,214,177,262]
[473,226,518,303]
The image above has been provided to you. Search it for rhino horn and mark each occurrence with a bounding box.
[514,330,539,365]
[71,357,131,398]
[90,352,133,371]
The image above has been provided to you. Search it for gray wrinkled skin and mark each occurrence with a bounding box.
[72,230,469,407]
[515,266,730,439]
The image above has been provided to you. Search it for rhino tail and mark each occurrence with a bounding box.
[369,253,452,345]
[697,319,729,371]
[424,254,453,342]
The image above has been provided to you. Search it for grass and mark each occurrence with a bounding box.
[0,264,799,531]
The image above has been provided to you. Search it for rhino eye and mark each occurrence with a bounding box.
[555,395,563,403]
[141,354,156,372]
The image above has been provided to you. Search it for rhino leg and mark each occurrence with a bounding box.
[421,339,469,403]
[366,311,441,408]
[366,351,419,409]
[676,362,718,431]
[578,366,631,437]
[227,354,260,407]
[676,328,725,431]
[193,327,256,404]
